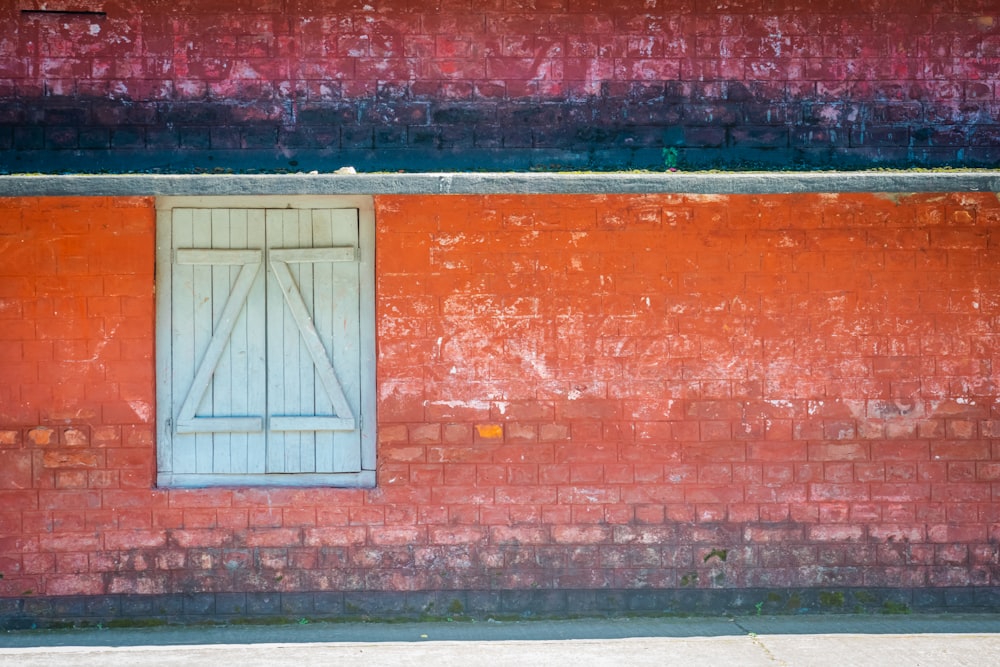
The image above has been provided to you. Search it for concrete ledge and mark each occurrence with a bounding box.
[2,587,998,629]
[0,171,998,197]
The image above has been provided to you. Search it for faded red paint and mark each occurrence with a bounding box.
[1,193,999,598]
[2,1,992,101]
[2,1,998,170]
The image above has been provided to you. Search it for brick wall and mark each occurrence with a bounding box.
[0,196,157,598]
[1,192,999,620]
[2,1,998,172]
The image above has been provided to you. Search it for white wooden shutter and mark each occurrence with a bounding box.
[167,208,268,478]
[157,200,374,488]
[265,208,362,475]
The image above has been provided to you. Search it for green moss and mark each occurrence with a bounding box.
[818,591,845,608]
[882,601,911,615]
[104,618,169,629]
[41,621,75,630]
[853,591,877,604]
[703,548,728,563]
[228,616,301,626]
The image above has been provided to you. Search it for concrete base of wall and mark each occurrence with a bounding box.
[3,587,998,630]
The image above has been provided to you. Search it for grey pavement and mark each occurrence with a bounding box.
[1,614,999,666]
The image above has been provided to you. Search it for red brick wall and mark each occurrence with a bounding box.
[0,196,157,597]
[2,1,998,171]
[1,192,999,602]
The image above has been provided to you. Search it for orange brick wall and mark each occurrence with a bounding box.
[0,197,157,597]
[1,192,999,601]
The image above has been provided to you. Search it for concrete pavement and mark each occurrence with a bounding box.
[1,614,999,666]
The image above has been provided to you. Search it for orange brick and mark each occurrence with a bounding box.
[474,423,503,440]
[42,450,99,469]
[28,427,57,446]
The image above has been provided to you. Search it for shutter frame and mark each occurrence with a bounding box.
[156,197,376,488]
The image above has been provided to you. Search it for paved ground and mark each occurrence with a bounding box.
[1,614,999,666]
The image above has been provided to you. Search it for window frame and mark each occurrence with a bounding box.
[154,196,377,488]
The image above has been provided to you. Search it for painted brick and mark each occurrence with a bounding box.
[27,427,57,446]
[103,530,167,550]
[0,4,994,170]
[166,529,229,549]
[303,527,368,547]
[0,451,32,490]
[927,524,986,544]
[4,191,1000,606]
[41,450,99,469]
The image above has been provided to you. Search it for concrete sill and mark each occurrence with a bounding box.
[1,171,998,197]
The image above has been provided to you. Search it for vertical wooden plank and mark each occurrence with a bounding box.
[277,209,308,473]
[245,209,268,474]
[296,209,316,473]
[190,209,215,474]
[329,208,363,473]
[356,198,378,475]
[266,209,295,473]
[264,209,282,473]
[210,209,233,474]
[282,208,302,473]
[155,206,174,479]
[223,209,251,474]
[170,208,197,475]
[227,209,247,473]
[311,209,335,473]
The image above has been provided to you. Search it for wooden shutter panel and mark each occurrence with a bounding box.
[168,208,268,476]
[265,208,363,474]
[160,204,368,486]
